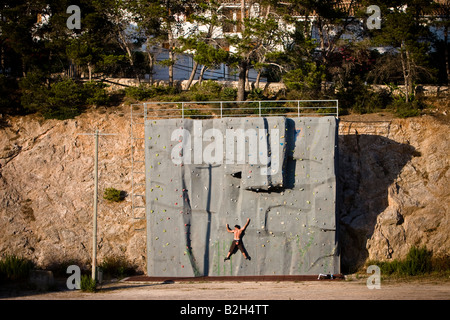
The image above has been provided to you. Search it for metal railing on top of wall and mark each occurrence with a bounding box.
[132,99,339,120]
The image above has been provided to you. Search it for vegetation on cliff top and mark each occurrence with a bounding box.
[0,1,448,119]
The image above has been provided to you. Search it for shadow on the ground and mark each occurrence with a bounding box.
[0,278,174,299]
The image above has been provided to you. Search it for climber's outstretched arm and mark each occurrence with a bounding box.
[242,218,250,231]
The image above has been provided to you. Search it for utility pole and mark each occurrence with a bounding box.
[92,129,99,281]
[78,129,117,281]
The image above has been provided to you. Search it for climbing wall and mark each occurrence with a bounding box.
[145,116,339,276]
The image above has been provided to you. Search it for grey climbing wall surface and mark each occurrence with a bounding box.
[145,116,339,276]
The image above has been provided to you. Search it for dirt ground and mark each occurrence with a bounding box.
[2,276,449,300]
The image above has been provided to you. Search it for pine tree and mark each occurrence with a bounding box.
[0,0,48,77]
[369,0,436,102]
[225,0,282,101]
[138,0,195,87]
[178,0,229,89]
[128,0,164,85]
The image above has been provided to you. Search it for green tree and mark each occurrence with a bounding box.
[63,0,130,80]
[102,0,144,80]
[130,0,195,87]
[431,0,449,84]
[283,0,360,93]
[178,0,226,90]
[66,40,101,81]
[225,0,282,101]
[283,61,325,96]
[272,13,325,97]
[19,75,88,119]
[36,0,74,76]
[0,75,21,115]
[190,42,229,85]
[0,0,49,77]
[367,0,436,102]
[129,0,164,85]
[18,70,51,115]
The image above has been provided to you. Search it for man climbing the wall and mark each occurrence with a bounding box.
[224,218,251,261]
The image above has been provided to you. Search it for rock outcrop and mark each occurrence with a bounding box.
[0,110,146,272]
[338,114,449,272]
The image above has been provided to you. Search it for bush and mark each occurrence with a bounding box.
[99,256,136,279]
[124,84,180,101]
[190,80,223,101]
[19,71,52,115]
[220,87,237,101]
[124,84,154,101]
[83,81,110,107]
[335,77,393,114]
[103,187,125,202]
[45,258,89,278]
[375,259,401,276]
[391,98,423,118]
[0,254,34,283]
[431,255,450,273]
[0,75,22,115]
[80,274,97,292]
[183,108,209,119]
[366,246,436,277]
[19,75,113,120]
[282,62,325,96]
[45,79,87,120]
[352,89,392,114]
[247,88,266,101]
[401,246,433,276]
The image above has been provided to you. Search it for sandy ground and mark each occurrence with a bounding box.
[1,277,449,300]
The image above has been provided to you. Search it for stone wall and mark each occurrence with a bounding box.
[101,78,448,98]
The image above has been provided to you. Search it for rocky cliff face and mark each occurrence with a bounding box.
[338,113,449,272]
[0,109,448,273]
[0,110,146,272]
